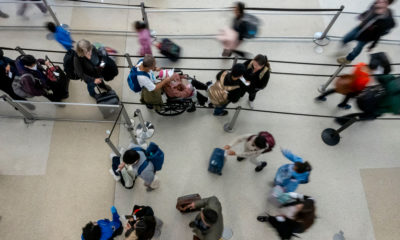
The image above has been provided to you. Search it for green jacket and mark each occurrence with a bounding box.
[192,196,223,240]
[376,75,400,115]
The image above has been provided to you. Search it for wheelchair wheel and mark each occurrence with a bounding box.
[155,99,192,116]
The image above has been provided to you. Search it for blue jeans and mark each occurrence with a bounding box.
[343,27,368,61]
[213,103,228,115]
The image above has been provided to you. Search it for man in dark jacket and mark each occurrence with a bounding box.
[337,0,396,64]
[0,49,26,101]
[185,196,224,240]
[243,54,271,108]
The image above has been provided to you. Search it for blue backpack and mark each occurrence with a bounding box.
[127,59,151,93]
[135,142,165,175]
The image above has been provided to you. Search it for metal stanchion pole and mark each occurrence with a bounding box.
[140,2,150,29]
[134,109,155,139]
[318,63,346,93]
[321,117,358,146]
[125,53,134,69]
[314,5,344,46]
[232,56,238,68]
[223,106,241,133]
[42,0,61,26]
[1,95,35,124]
[15,46,26,55]
[105,138,121,157]
[121,105,138,144]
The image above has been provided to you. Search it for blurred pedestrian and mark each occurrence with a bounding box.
[133,21,153,56]
[257,197,316,240]
[0,9,9,18]
[316,63,371,110]
[17,0,48,20]
[81,206,123,240]
[46,22,74,50]
[274,149,312,193]
[243,54,271,108]
[337,0,396,64]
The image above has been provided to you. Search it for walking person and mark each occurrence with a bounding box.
[337,0,396,64]
[0,9,9,18]
[133,21,153,56]
[17,0,48,20]
[208,63,247,116]
[224,131,275,172]
[243,54,271,108]
[81,206,123,240]
[274,149,312,193]
[184,196,224,240]
[46,22,74,50]
[257,197,316,240]
[124,205,163,240]
[316,62,371,109]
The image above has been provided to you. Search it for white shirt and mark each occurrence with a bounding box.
[136,62,158,91]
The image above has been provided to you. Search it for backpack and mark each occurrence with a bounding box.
[208,71,239,106]
[135,142,165,175]
[63,49,80,80]
[12,73,44,98]
[241,13,259,39]
[356,85,386,113]
[127,59,151,93]
[248,131,275,153]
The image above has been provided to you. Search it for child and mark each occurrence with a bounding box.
[46,22,73,50]
[134,21,153,56]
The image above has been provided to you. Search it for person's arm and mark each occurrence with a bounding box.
[281,149,304,163]
[227,134,252,148]
[110,206,122,230]
[154,76,172,90]
[258,70,270,89]
[236,148,265,158]
[192,196,216,210]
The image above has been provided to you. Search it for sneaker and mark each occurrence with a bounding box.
[336,57,351,65]
[315,96,327,102]
[248,100,254,109]
[222,49,232,57]
[255,161,267,172]
[213,110,228,116]
[186,104,196,112]
[337,103,351,110]
[257,216,269,222]
[206,81,212,87]
[145,104,154,109]
[208,103,214,108]
[146,186,155,192]
[237,157,245,162]
[0,11,9,18]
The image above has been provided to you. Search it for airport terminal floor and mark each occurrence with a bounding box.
[0,0,400,239]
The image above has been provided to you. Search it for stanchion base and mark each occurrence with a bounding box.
[318,85,327,94]
[136,121,155,139]
[321,128,340,146]
[223,123,234,133]
[313,32,330,46]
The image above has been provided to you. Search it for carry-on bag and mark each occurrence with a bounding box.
[95,86,120,118]
[156,38,181,62]
[208,148,225,175]
[176,193,202,213]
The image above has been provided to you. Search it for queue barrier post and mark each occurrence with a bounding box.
[125,53,134,69]
[321,117,358,146]
[141,2,150,29]
[223,106,241,133]
[121,105,138,144]
[1,95,35,124]
[318,63,346,93]
[134,109,155,140]
[314,5,345,46]
[42,0,61,26]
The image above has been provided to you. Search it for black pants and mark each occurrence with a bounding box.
[191,79,209,105]
[247,87,260,102]
[338,112,380,122]
[318,89,358,106]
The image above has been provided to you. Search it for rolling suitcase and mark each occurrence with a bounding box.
[45,56,70,101]
[208,148,225,175]
[156,38,181,62]
[95,87,120,119]
[176,193,201,213]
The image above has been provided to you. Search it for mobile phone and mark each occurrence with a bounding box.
[100,61,106,67]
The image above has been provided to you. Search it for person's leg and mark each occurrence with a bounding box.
[191,79,208,90]
[0,10,9,18]
[342,27,360,45]
[250,157,267,172]
[345,41,368,61]
[86,81,97,98]
[195,92,208,106]
[213,103,228,116]
[316,89,336,101]
[17,1,29,16]
[33,1,47,13]
[337,93,355,109]
[248,88,258,102]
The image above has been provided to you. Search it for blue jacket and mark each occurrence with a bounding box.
[81,208,121,240]
[274,149,310,192]
[55,26,73,50]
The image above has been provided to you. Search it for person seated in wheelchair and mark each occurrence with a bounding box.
[158,69,209,112]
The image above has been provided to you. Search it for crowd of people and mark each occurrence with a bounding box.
[1,0,400,240]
